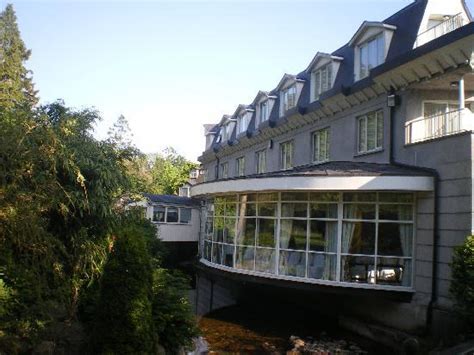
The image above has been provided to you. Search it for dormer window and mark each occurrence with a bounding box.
[259,101,269,124]
[312,63,333,101]
[282,86,297,112]
[359,33,384,80]
[237,112,250,135]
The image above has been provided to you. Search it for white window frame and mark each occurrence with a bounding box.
[358,33,385,80]
[280,140,294,170]
[312,127,330,163]
[236,156,245,177]
[357,110,384,154]
[152,205,192,225]
[312,63,333,101]
[282,85,297,113]
[256,149,266,174]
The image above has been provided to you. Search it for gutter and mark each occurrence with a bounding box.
[387,92,439,331]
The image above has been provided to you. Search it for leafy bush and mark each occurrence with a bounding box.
[152,269,199,351]
[92,223,156,354]
[450,235,474,328]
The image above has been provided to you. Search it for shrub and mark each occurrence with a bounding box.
[450,235,474,328]
[152,269,199,351]
[92,223,156,354]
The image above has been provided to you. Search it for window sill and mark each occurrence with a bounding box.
[354,148,384,158]
[152,222,191,226]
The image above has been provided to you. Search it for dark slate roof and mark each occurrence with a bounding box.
[206,0,432,151]
[200,161,434,184]
[144,194,201,207]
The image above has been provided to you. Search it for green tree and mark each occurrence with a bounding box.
[150,147,198,195]
[0,4,38,110]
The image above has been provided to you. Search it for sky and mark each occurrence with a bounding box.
[5,0,474,162]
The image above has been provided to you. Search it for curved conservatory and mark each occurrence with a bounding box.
[195,165,433,291]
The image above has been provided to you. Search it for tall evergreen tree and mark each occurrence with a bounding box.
[0,4,38,110]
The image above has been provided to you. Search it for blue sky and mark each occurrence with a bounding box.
[7,0,474,161]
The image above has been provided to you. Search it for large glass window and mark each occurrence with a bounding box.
[202,191,414,289]
[359,34,385,79]
[256,149,266,174]
[312,128,330,163]
[280,141,293,170]
[358,110,383,154]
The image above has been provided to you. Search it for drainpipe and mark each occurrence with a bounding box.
[459,76,465,110]
[387,90,440,331]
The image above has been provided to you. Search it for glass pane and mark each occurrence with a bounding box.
[240,194,256,202]
[343,192,376,202]
[214,216,224,242]
[343,204,376,220]
[310,192,339,202]
[379,205,413,221]
[226,202,237,217]
[214,203,225,216]
[309,221,338,252]
[258,193,278,201]
[279,251,306,277]
[368,37,378,69]
[379,193,413,203]
[204,240,212,261]
[153,206,166,222]
[205,217,213,239]
[308,254,336,280]
[358,117,367,152]
[236,218,256,246]
[255,248,276,274]
[377,35,385,65]
[360,44,368,78]
[236,246,254,271]
[258,203,277,217]
[376,111,383,148]
[224,218,236,244]
[281,203,307,218]
[342,222,375,255]
[367,113,376,151]
[310,203,337,219]
[341,256,375,283]
[280,219,307,250]
[223,244,234,267]
[281,192,308,201]
[257,219,276,247]
[239,202,256,216]
[167,207,179,223]
[377,258,412,287]
[180,208,191,224]
[212,243,223,265]
[378,223,413,257]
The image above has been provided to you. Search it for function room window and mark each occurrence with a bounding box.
[282,86,297,112]
[202,192,414,289]
[359,33,384,80]
[236,156,245,177]
[358,110,383,154]
[259,101,269,124]
[280,140,293,170]
[256,149,266,174]
[312,128,330,163]
[312,63,333,101]
[220,162,229,179]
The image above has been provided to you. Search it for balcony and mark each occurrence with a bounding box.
[405,108,473,144]
[415,13,465,48]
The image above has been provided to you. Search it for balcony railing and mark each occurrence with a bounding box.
[415,13,464,48]
[406,109,473,144]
